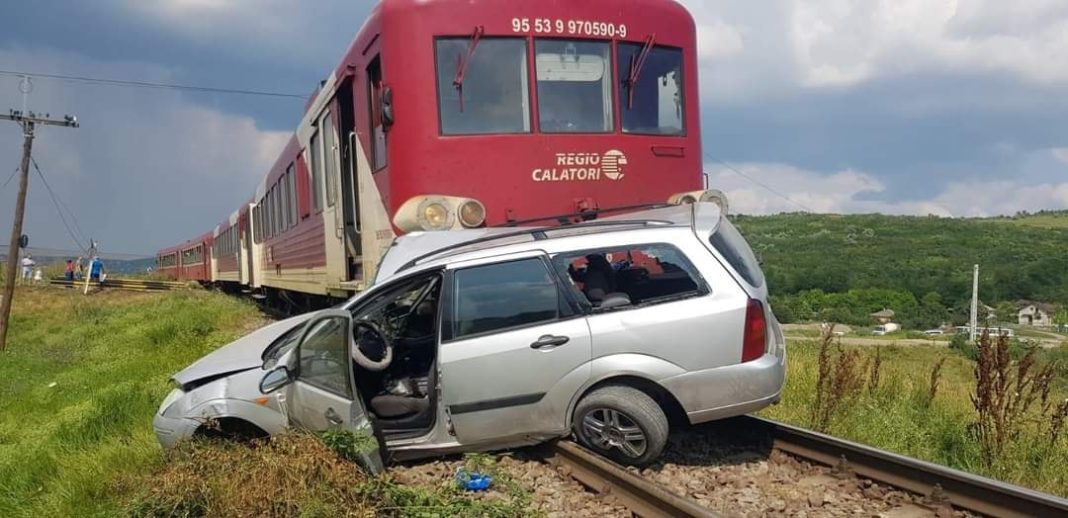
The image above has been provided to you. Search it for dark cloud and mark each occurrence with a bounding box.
[1,0,1066,255]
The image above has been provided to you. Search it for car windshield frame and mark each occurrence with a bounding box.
[262,322,307,366]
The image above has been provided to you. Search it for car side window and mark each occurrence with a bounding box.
[297,316,352,398]
[449,258,571,340]
[552,243,707,310]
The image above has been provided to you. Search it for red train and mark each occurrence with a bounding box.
[158,0,715,308]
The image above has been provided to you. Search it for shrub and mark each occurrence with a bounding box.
[971,332,1060,469]
[810,325,870,432]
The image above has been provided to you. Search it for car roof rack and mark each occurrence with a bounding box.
[395,217,676,274]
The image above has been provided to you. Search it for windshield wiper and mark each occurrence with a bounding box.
[453,25,485,112]
[625,34,656,109]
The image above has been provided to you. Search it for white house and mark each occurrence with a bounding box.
[1018,303,1053,327]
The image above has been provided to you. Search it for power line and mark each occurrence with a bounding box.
[0,166,16,191]
[0,69,306,100]
[30,157,88,253]
[31,157,89,244]
[706,156,814,213]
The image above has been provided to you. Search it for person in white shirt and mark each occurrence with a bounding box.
[21,255,35,281]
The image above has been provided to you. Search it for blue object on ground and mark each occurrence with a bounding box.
[455,467,493,491]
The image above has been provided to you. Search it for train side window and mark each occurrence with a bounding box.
[253,205,261,244]
[321,111,337,207]
[367,55,387,171]
[535,39,613,133]
[277,183,286,233]
[309,132,323,212]
[267,188,275,239]
[435,37,530,135]
[287,166,298,227]
[279,176,289,231]
[617,44,685,135]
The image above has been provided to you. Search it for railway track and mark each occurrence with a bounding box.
[48,277,190,292]
[545,415,1068,518]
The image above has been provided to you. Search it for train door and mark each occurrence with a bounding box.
[320,99,348,294]
[243,215,255,287]
[336,77,362,282]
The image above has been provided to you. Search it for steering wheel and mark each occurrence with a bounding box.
[352,321,393,372]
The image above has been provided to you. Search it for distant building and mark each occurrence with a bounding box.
[870,308,895,325]
[1017,303,1053,327]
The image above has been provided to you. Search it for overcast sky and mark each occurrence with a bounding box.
[1,0,1066,256]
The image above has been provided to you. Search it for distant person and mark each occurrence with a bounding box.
[75,256,85,280]
[64,259,75,282]
[89,256,104,283]
[20,254,35,281]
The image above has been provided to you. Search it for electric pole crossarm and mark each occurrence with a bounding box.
[1,111,79,128]
[0,110,79,352]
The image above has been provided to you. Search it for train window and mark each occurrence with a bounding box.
[368,56,387,171]
[267,188,275,239]
[435,37,530,135]
[252,205,260,244]
[617,44,684,135]
[287,166,298,228]
[321,112,337,207]
[309,133,323,212]
[280,173,291,231]
[535,39,613,133]
[277,183,286,233]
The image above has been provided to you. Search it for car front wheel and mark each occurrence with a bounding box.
[572,385,668,466]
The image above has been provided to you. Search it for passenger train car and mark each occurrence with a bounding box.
[157,0,715,309]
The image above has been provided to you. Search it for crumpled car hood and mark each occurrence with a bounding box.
[173,311,320,386]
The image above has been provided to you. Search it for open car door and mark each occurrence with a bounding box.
[260,309,385,474]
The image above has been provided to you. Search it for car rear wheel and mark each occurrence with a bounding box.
[572,385,668,466]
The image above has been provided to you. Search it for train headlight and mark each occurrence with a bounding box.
[458,200,486,228]
[670,193,699,204]
[419,200,452,230]
[394,195,486,233]
[668,190,729,214]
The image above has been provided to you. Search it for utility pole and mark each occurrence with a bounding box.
[970,264,979,343]
[0,109,79,352]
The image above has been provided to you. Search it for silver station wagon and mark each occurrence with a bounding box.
[154,201,786,467]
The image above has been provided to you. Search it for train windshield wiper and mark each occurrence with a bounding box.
[625,34,656,109]
[453,25,485,112]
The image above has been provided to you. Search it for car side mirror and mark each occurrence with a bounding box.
[260,366,292,394]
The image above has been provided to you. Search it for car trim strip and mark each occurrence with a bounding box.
[449,392,545,415]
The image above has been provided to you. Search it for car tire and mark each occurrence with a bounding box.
[572,385,668,467]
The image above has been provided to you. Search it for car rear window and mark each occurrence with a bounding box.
[709,218,765,288]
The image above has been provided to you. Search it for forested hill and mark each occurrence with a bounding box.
[731,211,1068,326]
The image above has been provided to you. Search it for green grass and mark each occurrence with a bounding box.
[0,287,265,517]
[0,287,534,517]
[760,340,1068,496]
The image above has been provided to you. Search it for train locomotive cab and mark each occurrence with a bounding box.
[157,0,705,309]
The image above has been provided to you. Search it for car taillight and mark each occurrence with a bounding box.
[742,299,766,363]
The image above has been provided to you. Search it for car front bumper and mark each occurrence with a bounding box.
[153,411,201,450]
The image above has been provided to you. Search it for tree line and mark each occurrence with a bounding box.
[732,212,1068,326]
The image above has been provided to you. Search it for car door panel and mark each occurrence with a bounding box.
[440,317,591,443]
[438,256,592,445]
[282,310,384,472]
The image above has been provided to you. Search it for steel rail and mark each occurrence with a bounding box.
[742,415,1068,518]
[548,440,719,518]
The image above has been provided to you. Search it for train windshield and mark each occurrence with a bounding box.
[535,39,613,133]
[618,44,684,135]
[436,37,530,135]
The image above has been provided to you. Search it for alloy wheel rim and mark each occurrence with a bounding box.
[581,408,647,458]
